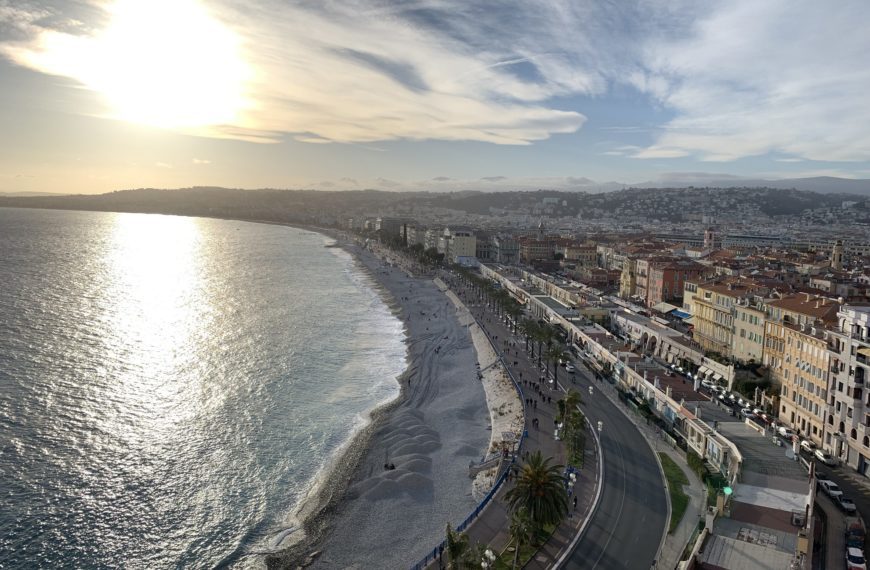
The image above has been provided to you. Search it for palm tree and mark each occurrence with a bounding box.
[533,324,554,366]
[547,345,568,385]
[505,451,569,529]
[445,524,469,569]
[557,389,582,423]
[520,318,539,352]
[509,507,535,569]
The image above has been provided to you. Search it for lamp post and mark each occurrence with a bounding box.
[597,420,604,433]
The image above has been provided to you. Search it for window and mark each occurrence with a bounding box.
[864,435,869,448]
[851,428,858,439]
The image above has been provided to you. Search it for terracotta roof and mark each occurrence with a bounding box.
[767,293,840,323]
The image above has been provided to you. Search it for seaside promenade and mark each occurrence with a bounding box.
[357,241,683,570]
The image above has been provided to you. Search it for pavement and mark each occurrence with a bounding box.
[815,491,847,570]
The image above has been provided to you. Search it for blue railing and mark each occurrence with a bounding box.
[409,282,527,570]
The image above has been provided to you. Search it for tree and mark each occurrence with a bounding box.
[520,318,539,352]
[509,507,535,569]
[547,345,568,385]
[505,451,569,530]
[445,524,469,569]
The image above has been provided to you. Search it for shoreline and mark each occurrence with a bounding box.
[266,230,494,569]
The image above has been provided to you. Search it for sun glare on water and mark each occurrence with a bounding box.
[15,0,251,130]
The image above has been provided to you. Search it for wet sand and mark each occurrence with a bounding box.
[266,239,491,569]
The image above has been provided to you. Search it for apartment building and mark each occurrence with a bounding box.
[732,301,766,364]
[827,306,870,475]
[646,260,707,307]
[779,323,831,446]
[692,281,762,358]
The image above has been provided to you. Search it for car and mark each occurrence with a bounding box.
[818,479,844,499]
[815,449,837,466]
[800,439,816,453]
[846,547,867,570]
[565,363,576,373]
[838,496,859,515]
[778,426,795,438]
[701,379,714,390]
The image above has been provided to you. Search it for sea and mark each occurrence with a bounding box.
[0,208,408,568]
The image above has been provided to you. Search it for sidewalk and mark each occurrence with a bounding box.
[424,275,602,569]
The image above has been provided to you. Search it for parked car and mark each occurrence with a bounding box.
[818,479,843,499]
[778,426,795,439]
[846,547,867,570]
[838,496,859,515]
[815,449,837,466]
[800,439,816,453]
[565,363,575,373]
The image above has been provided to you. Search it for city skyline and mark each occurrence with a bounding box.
[2,0,870,194]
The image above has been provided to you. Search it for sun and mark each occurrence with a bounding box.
[11,0,252,130]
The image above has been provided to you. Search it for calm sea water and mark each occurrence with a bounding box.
[0,208,406,568]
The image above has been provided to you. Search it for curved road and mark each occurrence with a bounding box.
[442,271,667,569]
[561,366,668,570]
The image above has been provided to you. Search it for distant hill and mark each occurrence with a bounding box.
[633,175,870,196]
[0,185,866,225]
[0,191,68,197]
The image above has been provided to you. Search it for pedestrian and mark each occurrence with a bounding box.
[573,496,578,510]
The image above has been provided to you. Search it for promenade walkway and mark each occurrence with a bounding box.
[422,273,602,569]
[359,246,680,569]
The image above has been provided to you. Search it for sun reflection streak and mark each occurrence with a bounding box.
[103,214,208,431]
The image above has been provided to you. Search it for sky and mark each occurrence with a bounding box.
[1,0,870,194]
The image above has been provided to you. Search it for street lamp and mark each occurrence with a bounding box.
[589,386,594,396]
[597,420,604,433]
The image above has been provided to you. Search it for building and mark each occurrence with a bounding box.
[646,260,707,307]
[492,235,519,265]
[691,281,763,358]
[827,306,870,475]
[778,323,832,446]
[732,300,766,364]
[441,226,477,265]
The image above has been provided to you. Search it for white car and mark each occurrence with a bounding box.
[800,439,816,453]
[565,363,576,373]
[815,449,837,466]
[818,479,843,499]
[778,426,795,439]
[846,547,867,570]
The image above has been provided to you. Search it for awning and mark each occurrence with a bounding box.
[713,373,724,382]
[672,309,692,320]
[698,366,710,376]
[652,302,679,314]
[858,347,870,358]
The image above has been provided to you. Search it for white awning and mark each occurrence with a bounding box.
[713,373,724,382]
[698,366,710,376]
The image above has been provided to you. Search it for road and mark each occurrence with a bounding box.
[443,271,667,570]
[560,365,668,570]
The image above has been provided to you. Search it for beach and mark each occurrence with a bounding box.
[267,238,495,569]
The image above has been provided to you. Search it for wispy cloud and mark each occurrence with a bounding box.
[633,1,870,163]
[192,158,211,165]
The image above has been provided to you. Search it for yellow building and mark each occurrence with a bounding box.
[778,323,832,445]
[691,281,760,358]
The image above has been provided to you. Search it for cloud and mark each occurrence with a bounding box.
[375,177,401,188]
[339,177,359,186]
[480,176,507,182]
[0,0,600,146]
[432,176,452,182]
[155,161,172,169]
[634,1,870,162]
[192,158,211,165]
